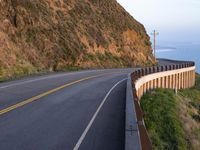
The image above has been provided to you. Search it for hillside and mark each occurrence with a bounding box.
[0,0,153,79]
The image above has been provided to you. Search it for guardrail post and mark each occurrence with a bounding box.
[141,69,144,76]
[145,68,148,75]
[138,70,141,78]
[165,65,168,71]
[157,66,160,72]
[169,65,172,70]
[161,66,164,71]
[149,68,152,74]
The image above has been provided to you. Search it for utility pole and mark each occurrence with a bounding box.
[151,30,159,63]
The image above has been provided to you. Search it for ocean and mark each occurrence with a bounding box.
[156,44,200,73]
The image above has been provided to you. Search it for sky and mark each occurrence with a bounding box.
[117,0,200,45]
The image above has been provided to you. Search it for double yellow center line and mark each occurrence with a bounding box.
[0,74,103,116]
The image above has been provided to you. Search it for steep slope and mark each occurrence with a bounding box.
[0,0,153,79]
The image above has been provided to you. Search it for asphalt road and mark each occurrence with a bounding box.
[157,58,188,66]
[0,68,134,150]
[0,59,187,150]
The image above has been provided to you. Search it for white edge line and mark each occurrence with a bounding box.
[73,78,127,150]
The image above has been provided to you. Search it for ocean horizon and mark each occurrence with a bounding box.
[156,43,200,73]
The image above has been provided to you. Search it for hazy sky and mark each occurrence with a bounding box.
[117,0,200,44]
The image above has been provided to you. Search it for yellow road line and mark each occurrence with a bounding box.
[0,74,103,116]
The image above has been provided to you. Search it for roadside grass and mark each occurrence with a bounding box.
[0,70,48,83]
[62,66,83,71]
[0,66,83,83]
[141,89,188,150]
[178,74,200,149]
[83,52,125,68]
[141,74,200,150]
[179,74,200,123]
[180,74,200,106]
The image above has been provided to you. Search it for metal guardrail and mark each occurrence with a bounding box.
[125,75,141,150]
[126,61,195,150]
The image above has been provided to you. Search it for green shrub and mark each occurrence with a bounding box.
[141,89,188,150]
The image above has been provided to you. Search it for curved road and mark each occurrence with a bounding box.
[0,59,185,150]
[0,69,134,150]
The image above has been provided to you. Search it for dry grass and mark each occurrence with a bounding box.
[177,74,200,150]
[176,95,200,150]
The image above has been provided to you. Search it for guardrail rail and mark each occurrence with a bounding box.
[125,60,196,150]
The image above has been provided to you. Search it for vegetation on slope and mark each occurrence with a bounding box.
[141,74,200,150]
[141,89,188,150]
[0,0,153,79]
[178,74,200,149]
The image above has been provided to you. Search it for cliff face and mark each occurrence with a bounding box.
[0,0,153,78]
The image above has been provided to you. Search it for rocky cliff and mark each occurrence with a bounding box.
[0,0,153,79]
